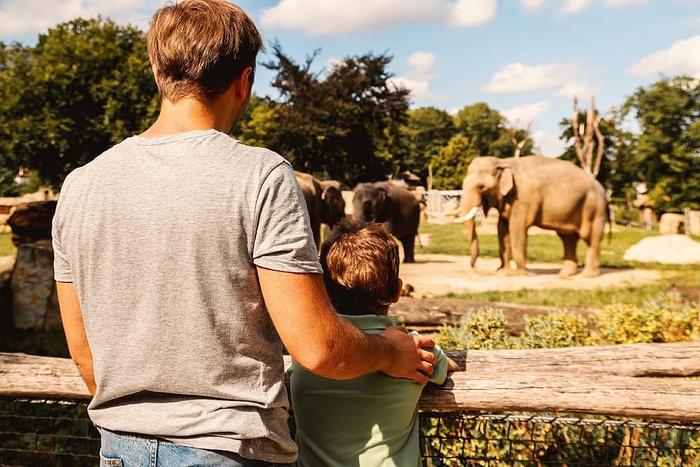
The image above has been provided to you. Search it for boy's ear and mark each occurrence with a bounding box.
[392,278,403,304]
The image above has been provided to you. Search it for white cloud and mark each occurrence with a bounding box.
[561,0,591,14]
[483,62,585,94]
[261,0,496,36]
[520,0,548,13]
[390,51,444,105]
[554,81,601,101]
[603,0,646,6]
[0,0,153,41]
[628,35,700,79]
[531,130,567,157]
[523,0,642,16]
[501,101,551,127]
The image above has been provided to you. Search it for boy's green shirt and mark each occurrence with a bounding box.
[289,314,451,467]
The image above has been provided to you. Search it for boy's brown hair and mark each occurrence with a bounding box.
[147,0,263,102]
[320,219,401,316]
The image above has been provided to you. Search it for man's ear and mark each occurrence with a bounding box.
[233,66,254,99]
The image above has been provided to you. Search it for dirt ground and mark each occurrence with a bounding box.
[398,253,665,298]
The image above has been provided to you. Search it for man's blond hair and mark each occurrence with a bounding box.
[147,0,262,102]
[320,219,401,316]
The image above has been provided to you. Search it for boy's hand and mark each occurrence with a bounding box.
[379,326,437,385]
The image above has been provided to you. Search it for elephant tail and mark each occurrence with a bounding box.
[606,203,613,244]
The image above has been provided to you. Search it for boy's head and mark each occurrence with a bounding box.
[147,0,263,102]
[320,219,402,316]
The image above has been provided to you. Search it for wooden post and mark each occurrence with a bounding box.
[3,343,700,422]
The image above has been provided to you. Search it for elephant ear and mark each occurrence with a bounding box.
[498,166,514,197]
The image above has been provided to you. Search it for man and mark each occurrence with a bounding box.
[52,1,435,466]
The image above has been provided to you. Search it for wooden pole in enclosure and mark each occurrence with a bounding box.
[2,342,700,422]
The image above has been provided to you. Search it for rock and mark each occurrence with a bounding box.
[11,242,60,331]
[659,213,685,235]
[7,200,57,246]
[623,234,700,264]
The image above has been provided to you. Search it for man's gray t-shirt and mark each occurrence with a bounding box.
[52,129,322,463]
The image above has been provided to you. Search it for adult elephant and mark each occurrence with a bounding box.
[352,181,421,263]
[295,171,346,249]
[454,156,609,277]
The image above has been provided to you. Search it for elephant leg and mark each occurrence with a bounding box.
[497,218,510,270]
[508,225,528,276]
[558,232,580,277]
[581,220,604,277]
[399,234,416,263]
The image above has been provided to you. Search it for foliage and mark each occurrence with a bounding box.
[619,75,700,212]
[559,113,638,200]
[262,44,410,186]
[453,103,507,157]
[589,293,700,345]
[0,18,158,189]
[396,107,456,184]
[429,135,476,190]
[230,94,278,148]
[435,307,516,350]
[520,310,590,349]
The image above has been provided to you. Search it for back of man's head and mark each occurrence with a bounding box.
[147,0,262,102]
[320,219,401,316]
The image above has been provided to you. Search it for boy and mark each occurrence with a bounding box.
[290,219,461,467]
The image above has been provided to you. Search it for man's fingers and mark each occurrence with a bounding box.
[420,360,434,377]
[412,371,429,385]
[420,348,437,365]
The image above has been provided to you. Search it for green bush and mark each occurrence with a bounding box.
[589,292,700,345]
[435,307,516,350]
[520,310,591,349]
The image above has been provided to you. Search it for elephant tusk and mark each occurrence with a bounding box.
[453,206,480,223]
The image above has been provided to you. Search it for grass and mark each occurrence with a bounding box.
[0,232,16,257]
[417,222,700,307]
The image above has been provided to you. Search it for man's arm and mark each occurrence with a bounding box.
[55,281,96,396]
[257,267,436,384]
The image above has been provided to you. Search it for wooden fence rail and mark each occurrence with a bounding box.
[2,342,700,422]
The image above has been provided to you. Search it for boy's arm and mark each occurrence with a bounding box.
[258,267,436,384]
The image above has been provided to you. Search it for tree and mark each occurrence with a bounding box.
[571,97,604,176]
[510,120,533,158]
[454,103,504,157]
[620,76,700,212]
[430,135,477,190]
[395,107,456,183]
[263,44,410,185]
[230,94,277,148]
[0,18,158,188]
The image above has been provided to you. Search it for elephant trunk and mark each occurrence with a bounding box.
[455,184,483,268]
[465,217,479,267]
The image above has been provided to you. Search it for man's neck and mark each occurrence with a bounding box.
[141,95,235,138]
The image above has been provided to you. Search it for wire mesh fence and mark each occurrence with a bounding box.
[2,398,699,466]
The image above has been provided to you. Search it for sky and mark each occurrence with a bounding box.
[2,0,700,156]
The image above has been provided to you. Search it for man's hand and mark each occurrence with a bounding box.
[379,325,437,385]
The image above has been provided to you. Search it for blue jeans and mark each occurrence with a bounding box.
[99,429,295,467]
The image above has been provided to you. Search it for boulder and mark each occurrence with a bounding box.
[623,234,700,264]
[659,213,685,235]
[11,242,60,331]
[7,200,57,246]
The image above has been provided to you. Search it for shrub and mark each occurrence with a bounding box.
[435,307,516,350]
[589,292,700,345]
[520,310,591,349]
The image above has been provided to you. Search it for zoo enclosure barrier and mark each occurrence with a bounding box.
[2,344,700,466]
[3,397,700,467]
